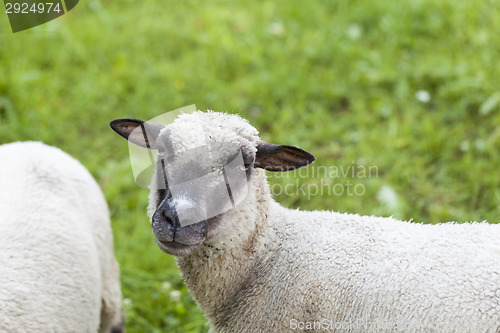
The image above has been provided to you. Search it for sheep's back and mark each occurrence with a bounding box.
[264,204,500,331]
[0,141,117,332]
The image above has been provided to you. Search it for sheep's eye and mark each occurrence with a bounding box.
[237,163,252,172]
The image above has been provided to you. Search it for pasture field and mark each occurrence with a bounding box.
[1,0,500,331]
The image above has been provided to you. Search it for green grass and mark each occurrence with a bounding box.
[1,0,500,331]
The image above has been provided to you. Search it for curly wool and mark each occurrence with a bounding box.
[150,112,500,333]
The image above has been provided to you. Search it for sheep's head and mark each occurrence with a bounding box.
[110,111,314,256]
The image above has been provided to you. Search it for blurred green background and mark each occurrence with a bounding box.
[1,0,500,331]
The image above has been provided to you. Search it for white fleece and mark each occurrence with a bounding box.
[146,112,500,333]
[0,142,122,333]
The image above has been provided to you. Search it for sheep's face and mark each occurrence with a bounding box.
[111,111,314,256]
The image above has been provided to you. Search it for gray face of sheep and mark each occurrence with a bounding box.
[149,142,249,254]
[110,116,315,256]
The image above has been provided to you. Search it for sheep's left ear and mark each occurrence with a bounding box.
[255,142,315,172]
[110,118,164,149]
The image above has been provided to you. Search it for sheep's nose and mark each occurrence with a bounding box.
[151,206,179,243]
[153,198,180,232]
[160,208,178,230]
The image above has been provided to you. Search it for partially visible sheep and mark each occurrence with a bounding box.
[111,111,500,332]
[0,142,123,333]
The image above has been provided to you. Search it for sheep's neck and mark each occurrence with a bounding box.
[175,176,271,324]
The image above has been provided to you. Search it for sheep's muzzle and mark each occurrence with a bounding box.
[152,196,207,256]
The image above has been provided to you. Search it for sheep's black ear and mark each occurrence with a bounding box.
[110,118,164,149]
[255,142,315,172]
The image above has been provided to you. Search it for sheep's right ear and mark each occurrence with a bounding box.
[255,142,315,172]
[110,118,164,149]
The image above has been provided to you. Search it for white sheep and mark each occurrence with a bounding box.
[0,142,123,333]
[111,111,500,332]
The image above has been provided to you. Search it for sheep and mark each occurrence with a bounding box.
[0,142,123,333]
[110,111,500,332]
